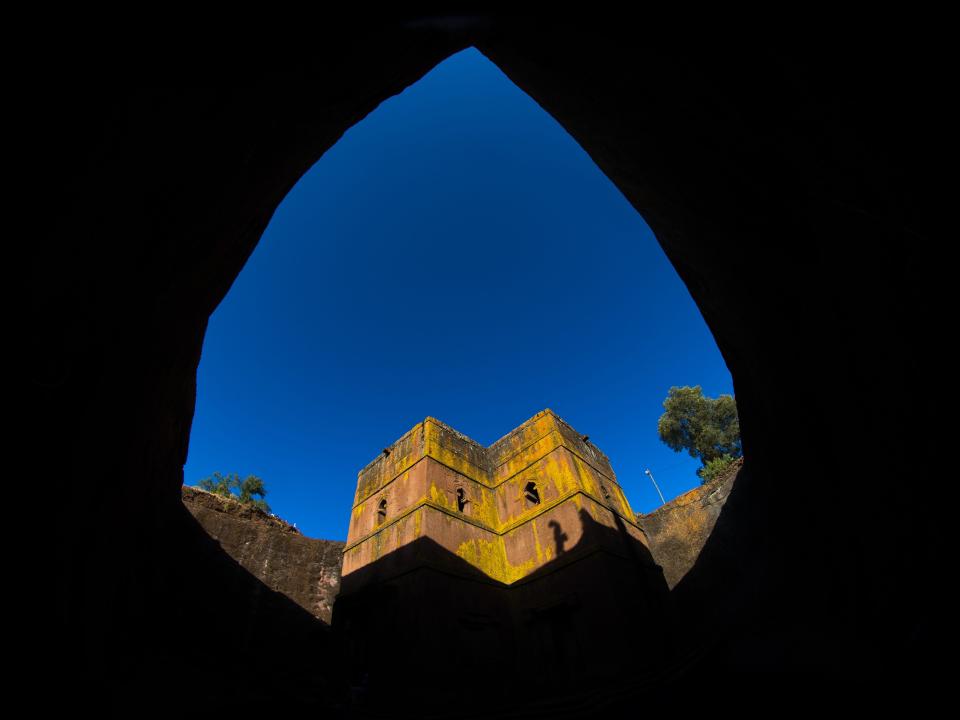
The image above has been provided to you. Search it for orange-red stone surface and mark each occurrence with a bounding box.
[342,410,647,590]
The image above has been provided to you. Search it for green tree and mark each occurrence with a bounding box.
[657,386,741,483]
[197,471,235,498]
[197,472,271,513]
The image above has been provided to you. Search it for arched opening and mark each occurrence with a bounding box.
[184,48,735,541]
[177,49,736,706]
[523,481,541,506]
[177,49,740,703]
[39,20,938,714]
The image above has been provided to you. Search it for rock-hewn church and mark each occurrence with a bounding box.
[334,410,669,702]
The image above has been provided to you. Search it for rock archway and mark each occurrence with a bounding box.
[31,16,944,713]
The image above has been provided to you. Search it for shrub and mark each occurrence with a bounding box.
[197,472,271,513]
[696,454,738,485]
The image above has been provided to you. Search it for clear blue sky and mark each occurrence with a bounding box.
[184,48,734,540]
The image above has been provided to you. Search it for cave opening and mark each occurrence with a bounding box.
[182,47,736,546]
[39,21,941,713]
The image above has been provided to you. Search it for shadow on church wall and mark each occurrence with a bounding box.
[332,506,670,711]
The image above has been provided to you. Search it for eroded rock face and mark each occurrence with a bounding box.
[182,486,344,623]
[638,459,743,589]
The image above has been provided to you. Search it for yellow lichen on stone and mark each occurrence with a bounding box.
[423,420,490,485]
[471,485,499,529]
[355,423,427,501]
[492,429,562,484]
[545,450,576,495]
[528,518,554,564]
[532,519,543,564]
[455,536,535,585]
[428,483,447,509]
[343,410,649,587]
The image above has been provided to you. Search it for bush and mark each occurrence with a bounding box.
[696,454,738,485]
[197,472,271,513]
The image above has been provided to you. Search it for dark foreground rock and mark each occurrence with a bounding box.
[32,14,947,714]
[182,486,344,623]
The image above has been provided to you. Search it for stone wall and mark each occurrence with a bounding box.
[344,411,643,588]
[182,486,344,623]
[638,458,742,589]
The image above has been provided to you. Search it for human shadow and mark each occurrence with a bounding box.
[549,518,568,554]
[332,504,670,713]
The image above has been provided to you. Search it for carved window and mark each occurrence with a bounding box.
[377,498,387,525]
[524,481,541,506]
[600,484,611,500]
[456,487,468,513]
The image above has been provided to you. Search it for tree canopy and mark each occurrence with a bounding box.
[657,386,741,482]
[197,472,271,513]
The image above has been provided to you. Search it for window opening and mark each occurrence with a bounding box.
[524,482,541,506]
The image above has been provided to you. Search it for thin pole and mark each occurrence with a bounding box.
[644,469,666,506]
